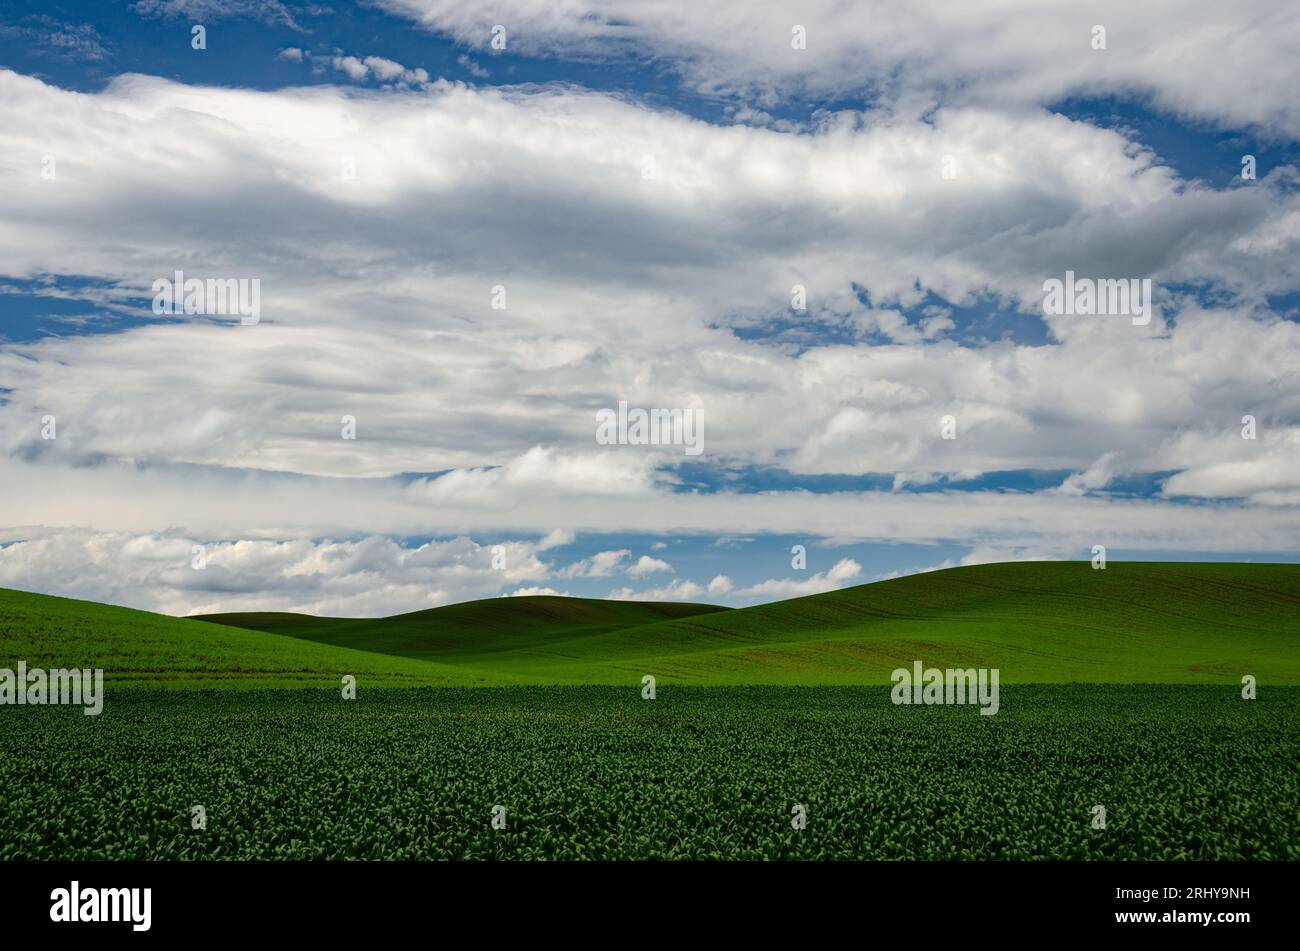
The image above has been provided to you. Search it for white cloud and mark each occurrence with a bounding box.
[8,18,111,61]
[456,54,489,79]
[536,528,576,551]
[607,578,707,602]
[1161,428,1300,507]
[1057,452,1123,496]
[1,71,1296,493]
[331,55,371,82]
[959,545,1069,566]
[361,56,408,82]
[558,548,630,578]
[505,585,569,597]
[0,68,1297,572]
[5,446,1300,557]
[329,53,430,87]
[0,530,554,616]
[379,1,1300,137]
[872,559,958,582]
[627,555,672,577]
[134,1,304,30]
[732,557,862,600]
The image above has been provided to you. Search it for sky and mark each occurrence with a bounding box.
[1,1,1298,616]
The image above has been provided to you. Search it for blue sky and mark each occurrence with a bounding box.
[1,1,1299,614]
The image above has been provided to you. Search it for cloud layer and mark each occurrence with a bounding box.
[1,3,1298,613]
[381,0,1300,135]
[1,70,1296,487]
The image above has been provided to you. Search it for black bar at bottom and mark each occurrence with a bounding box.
[1,860,1284,938]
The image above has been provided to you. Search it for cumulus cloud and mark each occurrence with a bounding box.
[330,54,430,87]
[610,559,865,606]
[505,585,569,597]
[730,557,862,600]
[331,55,371,82]
[0,530,555,615]
[627,555,672,577]
[1161,428,1300,507]
[607,578,707,602]
[558,549,630,578]
[1,70,1296,494]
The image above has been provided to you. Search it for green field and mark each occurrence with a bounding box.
[2,685,1293,860]
[2,561,1296,860]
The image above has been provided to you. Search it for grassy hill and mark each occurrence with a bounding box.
[508,560,1300,684]
[204,562,1299,685]
[2,562,1297,687]
[0,587,473,687]
[195,596,729,662]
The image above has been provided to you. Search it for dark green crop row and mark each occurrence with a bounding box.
[1,685,1295,860]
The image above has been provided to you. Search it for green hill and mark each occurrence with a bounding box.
[0,587,473,687]
[195,596,729,663]
[202,562,1300,685]
[2,562,1297,687]
[506,560,1300,684]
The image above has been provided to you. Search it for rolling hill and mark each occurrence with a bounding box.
[2,562,1297,686]
[195,596,729,662]
[201,561,1300,685]
[0,587,469,687]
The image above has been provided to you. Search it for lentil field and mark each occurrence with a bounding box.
[2,685,1295,860]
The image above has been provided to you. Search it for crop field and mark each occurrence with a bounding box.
[2,685,1295,861]
[3,564,1296,862]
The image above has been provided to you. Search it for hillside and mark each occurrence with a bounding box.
[3,562,1297,687]
[520,560,1300,684]
[195,596,729,662]
[200,562,1300,685]
[0,587,473,687]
